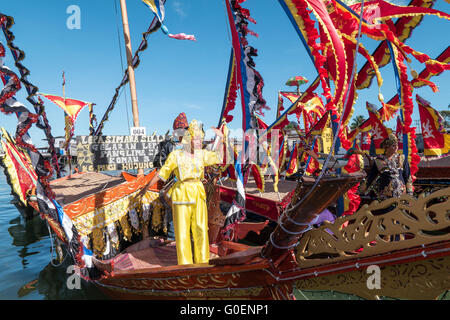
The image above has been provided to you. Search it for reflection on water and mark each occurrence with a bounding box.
[0,170,108,299]
[6,213,108,300]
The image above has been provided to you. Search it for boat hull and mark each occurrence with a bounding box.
[93,260,295,300]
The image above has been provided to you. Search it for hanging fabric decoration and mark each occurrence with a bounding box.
[0,14,60,176]
[0,128,38,206]
[0,39,96,279]
[218,49,238,126]
[142,0,196,41]
[221,0,269,239]
[411,45,450,92]
[341,150,364,217]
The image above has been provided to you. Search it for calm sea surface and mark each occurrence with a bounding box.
[0,171,108,300]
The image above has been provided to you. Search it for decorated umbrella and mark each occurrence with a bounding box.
[285,76,308,93]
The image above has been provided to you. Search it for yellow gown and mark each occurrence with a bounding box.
[158,148,219,265]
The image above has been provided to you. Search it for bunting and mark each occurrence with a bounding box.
[225,0,268,131]
[417,95,450,157]
[0,14,60,176]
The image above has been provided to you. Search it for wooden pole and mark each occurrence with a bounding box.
[62,71,72,175]
[119,0,143,175]
[119,0,140,128]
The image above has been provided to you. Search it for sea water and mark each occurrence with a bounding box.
[0,171,107,300]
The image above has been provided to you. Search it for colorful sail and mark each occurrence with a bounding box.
[417,95,450,157]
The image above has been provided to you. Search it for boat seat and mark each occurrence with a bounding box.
[221,177,297,202]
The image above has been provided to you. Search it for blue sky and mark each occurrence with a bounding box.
[0,0,448,147]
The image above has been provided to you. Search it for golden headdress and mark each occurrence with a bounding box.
[182,119,204,144]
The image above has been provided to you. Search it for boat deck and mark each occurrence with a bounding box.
[94,238,256,273]
[50,172,126,206]
[220,178,297,202]
[114,240,179,271]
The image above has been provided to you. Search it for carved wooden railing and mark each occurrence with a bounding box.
[295,186,450,268]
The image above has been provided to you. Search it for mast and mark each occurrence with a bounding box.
[62,71,73,175]
[119,0,143,174]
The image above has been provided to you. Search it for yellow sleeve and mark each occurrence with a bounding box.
[158,151,177,181]
[203,150,220,167]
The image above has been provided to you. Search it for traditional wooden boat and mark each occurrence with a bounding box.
[88,172,365,300]
[1,0,449,301]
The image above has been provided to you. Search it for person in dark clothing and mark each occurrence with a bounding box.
[152,113,189,240]
[361,133,413,201]
[153,112,189,167]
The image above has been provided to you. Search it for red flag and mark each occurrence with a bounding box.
[367,102,389,154]
[417,95,450,157]
[360,131,371,155]
[286,143,299,176]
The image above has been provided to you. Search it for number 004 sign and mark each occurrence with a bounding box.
[130,127,147,136]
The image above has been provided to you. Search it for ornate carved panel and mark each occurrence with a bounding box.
[296,187,450,268]
[295,256,450,300]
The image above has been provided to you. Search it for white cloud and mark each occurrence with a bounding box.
[173,1,187,17]
[185,103,202,110]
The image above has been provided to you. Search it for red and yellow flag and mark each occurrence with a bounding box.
[359,131,371,155]
[286,142,299,177]
[366,102,389,155]
[417,95,450,157]
[39,93,89,123]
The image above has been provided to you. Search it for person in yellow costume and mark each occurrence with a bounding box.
[142,120,221,265]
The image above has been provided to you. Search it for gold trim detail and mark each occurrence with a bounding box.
[295,256,450,300]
